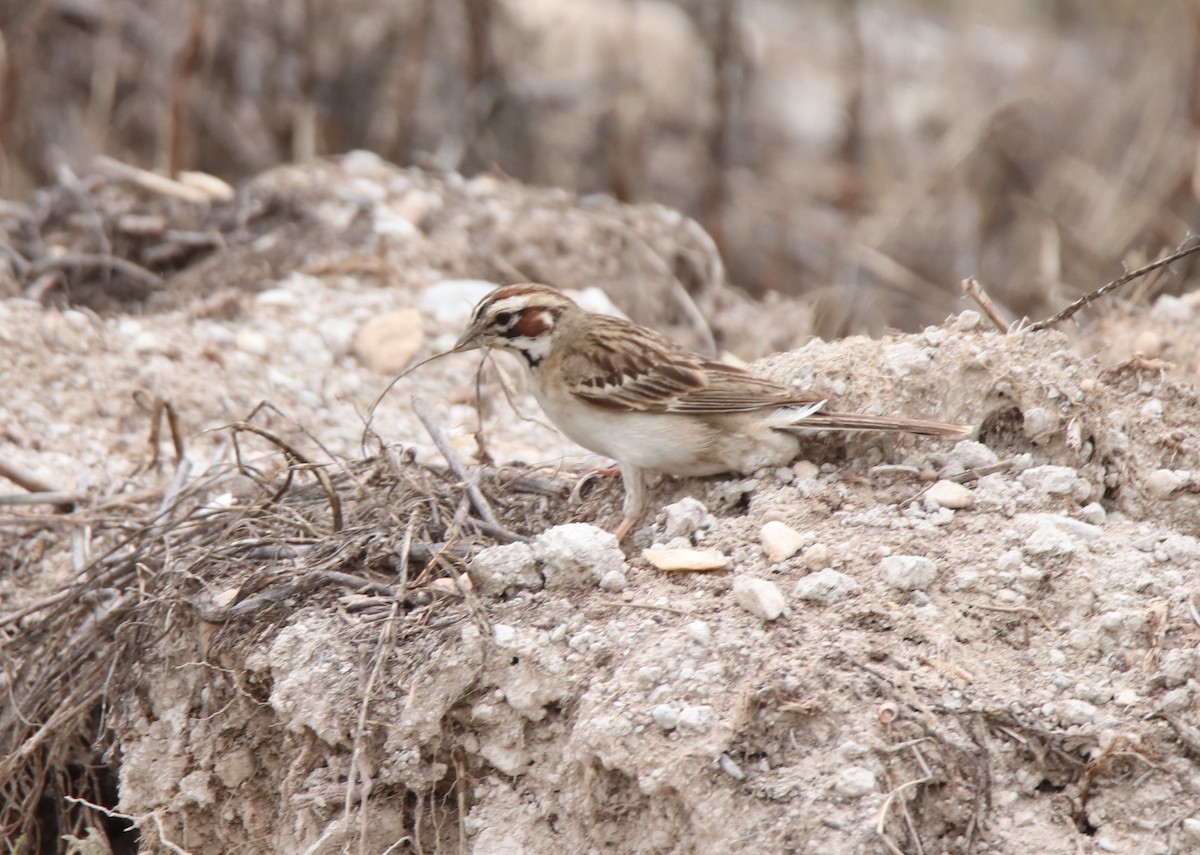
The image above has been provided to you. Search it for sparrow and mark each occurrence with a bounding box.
[455,283,971,540]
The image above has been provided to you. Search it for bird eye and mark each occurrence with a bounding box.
[494,311,514,326]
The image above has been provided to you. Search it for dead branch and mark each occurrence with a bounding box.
[1025,238,1200,332]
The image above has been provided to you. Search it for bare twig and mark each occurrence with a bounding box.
[876,777,934,855]
[1024,238,1200,332]
[0,455,64,495]
[411,396,497,527]
[960,277,1012,332]
[0,491,81,507]
[227,420,343,533]
[27,253,162,292]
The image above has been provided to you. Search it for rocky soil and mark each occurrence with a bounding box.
[3,156,1200,854]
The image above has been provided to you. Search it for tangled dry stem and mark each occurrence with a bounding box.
[0,411,564,851]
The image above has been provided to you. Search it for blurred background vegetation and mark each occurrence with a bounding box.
[1,0,1196,335]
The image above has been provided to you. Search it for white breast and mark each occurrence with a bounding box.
[532,375,799,477]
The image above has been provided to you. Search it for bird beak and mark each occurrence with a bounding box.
[453,325,482,353]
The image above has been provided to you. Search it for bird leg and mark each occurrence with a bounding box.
[612,463,645,541]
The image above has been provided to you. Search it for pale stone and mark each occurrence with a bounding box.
[535,524,627,588]
[353,308,424,373]
[732,576,786,621]
[759,520,806,562]
[804,543,832,571]
[881,555,937,591]
[642,547,729,572]
[794,569,857,604]
[926,480,974,510]
[1146,469,1183,499]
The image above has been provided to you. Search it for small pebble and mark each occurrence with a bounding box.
[804,543,832,571]
[832,766,877,798]
[598,569,627,592]
[651,705,679,731]
[1181,817,1200,842]
[470,542,543,595]
[792,460,819,481]
[718,754,745,780]
[661,497,714,540]
[1023,522,1076,557]
[1161,688,1193,713]
[352,308,424,373]
[677,705,713,731]
[760,520,807,562]
[954,310,981,331]
[1079,502,1107,526]
[684,620,712,646]
[1145,469,1182,499]
[1114,690,1139,707]
[642,547,729,572]
[535,524,627,588]
[1059,699,1097,726]
[733,576,786,621]
[926,480,974,510]
[1020,465,1079,496]
[881,555,937,591]
[946,440,999,471]
[794,569,858,605]
[235,329,269,355]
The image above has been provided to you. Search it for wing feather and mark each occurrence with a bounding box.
[562,315,822,414]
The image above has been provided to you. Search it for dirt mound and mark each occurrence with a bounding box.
[3,158,1200,854]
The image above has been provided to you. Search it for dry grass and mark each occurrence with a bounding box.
[0,412,568,851]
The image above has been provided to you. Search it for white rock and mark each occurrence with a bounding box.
[832,765,877,798]
[954,310,981,331]
[661,497,714,540]
[533,524,627,588]
[1059,699,1097,726]
[804,543,832,571]
[1020,465,1080,496]
[1162,534,1200,564]
[881,555,937,591]
[651,705,678,731]
[1114,689,1139,707]
[792,460,819,481]
[732,576,786,621]
[1080,502,1107,525]
[1022,407,1056,439]
[926,480,974,510]
[235,329,269,355]
[642,547,728,572]
[1145,469,1183,499]
[1182,817,1200,842]
[493,624,518,647]
[353,308,424,374]
[946,440,999,471]
[470,542,544,595]
[718,754,745,780]
[1162,688,1193,712]
[882,342,932,377]
[1023,522,1076,557]
[760,520,806,562]
[1161,649,1196,687]
[598,569,627,592]
[677,705,713,731]
[1029,513,1102,541]
[794,569,858,605]
[684,620,712,646]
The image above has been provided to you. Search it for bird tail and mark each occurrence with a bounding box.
[778,409,972,437]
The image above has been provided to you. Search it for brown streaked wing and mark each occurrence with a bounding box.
[564,315,821,415]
